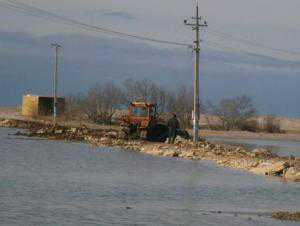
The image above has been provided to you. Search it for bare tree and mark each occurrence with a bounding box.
[100,82,126,123]
[209,95,257,130]
[123,78,152,102]
[148,83,168,113]
[165,86,192,128]
[71,82,125,124]
[65,94,86,120]
[123,78,168,112]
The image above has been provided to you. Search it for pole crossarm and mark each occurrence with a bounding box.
[51,43,62,48]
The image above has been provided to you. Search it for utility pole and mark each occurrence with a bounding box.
[184,2,207,143]
[51,43,62,124]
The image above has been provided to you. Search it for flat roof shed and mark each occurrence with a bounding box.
[22,95,65,117]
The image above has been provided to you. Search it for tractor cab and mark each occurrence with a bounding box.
[120,101,167,141]
[127,102,157,129]
[119,101,191,142]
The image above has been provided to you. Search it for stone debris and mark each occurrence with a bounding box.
[179,151,196,159]
[272,211,300,221]
[54,129,63,134]
[250,161,290,176]
[163,150,179,157]
[36,129,46,134]
[2,118,300,182]
[251,148,274,158]
[284,167,300,182]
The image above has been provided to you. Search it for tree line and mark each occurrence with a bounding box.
[66,78,280,132]
[66,79,195,127]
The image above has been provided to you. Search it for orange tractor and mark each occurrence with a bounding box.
[120,101,191,142]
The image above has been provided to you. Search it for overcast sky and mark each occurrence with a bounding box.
[1,0,300,115]
[1,0,300,59]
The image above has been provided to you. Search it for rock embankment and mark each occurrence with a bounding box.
[1,118,300,182]
[272,211,300,221]
[0,118,45,129]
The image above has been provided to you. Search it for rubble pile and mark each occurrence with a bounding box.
[0,118,45,129]
[25,125,119,142]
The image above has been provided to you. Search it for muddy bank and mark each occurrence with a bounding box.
[1,118,300,182]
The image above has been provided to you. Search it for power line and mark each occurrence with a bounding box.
[207,29,300,56]
[0,0,191,47]
[1,0,299,60]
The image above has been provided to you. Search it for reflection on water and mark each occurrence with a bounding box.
[207,137,300,157]
[0,128,300,226]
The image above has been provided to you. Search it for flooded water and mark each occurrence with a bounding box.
[1,128,300,226]
[207,137,300,157]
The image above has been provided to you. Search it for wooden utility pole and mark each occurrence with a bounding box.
[51,43,61,124]
[184,2,207,142]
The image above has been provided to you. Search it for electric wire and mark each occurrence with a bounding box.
[0,0,191,47]
[1,0,300,60]
[207,29,300,56]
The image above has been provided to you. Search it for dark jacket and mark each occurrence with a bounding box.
[167,117,180,130]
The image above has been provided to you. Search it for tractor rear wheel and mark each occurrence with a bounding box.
[146,124,168,142]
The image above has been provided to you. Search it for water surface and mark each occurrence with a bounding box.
[1,128,300,226]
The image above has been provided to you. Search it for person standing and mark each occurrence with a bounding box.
[167,114,180,144]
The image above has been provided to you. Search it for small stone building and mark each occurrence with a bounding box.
[22,95,65,117]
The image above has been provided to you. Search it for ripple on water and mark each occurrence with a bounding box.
[0,128,300,226]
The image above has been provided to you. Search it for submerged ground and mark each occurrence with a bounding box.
[1,128,300,226]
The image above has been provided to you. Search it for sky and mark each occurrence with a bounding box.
[1,0,300,56]
[0,0,300,116]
